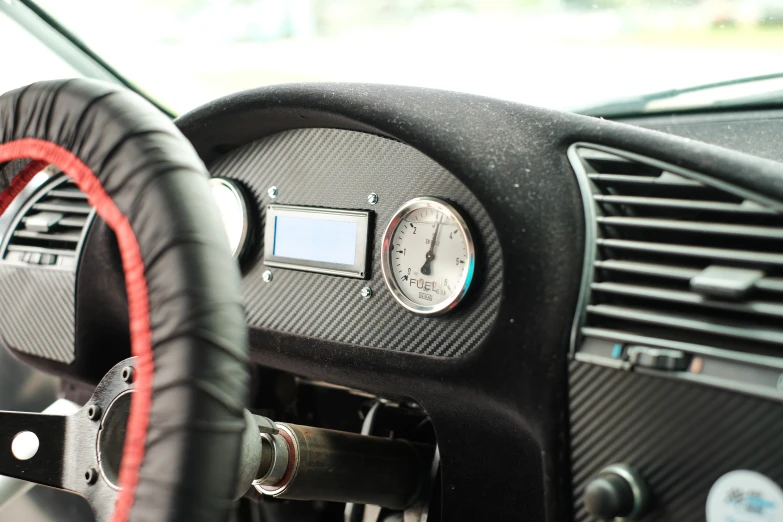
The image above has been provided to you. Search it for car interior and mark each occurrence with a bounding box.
[0,1,782,522]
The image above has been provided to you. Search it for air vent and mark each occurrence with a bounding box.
[570,144,783,386]
[2,174,95,271]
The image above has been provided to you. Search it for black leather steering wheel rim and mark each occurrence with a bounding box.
[0,79,249,522]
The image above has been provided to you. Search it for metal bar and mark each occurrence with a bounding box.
[597,238,783,266]
[586,304,783,345]
[258,423,433,510]
[0,399,80,494]
[591,282,783,318]
[595,259,783,294]
[593,195,774,214]
[0,399,79,514]
[588,173,702,186]
[597,216,783,239]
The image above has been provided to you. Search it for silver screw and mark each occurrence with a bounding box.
[262,270,273,283]
[85,468,98,485]
[361,287,373,299]
[367,193,379,205]
[87,405,101,421]
[121,366,134,383]
[268,186,278,199]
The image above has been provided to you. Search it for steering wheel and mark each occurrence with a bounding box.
[0,79,249,522]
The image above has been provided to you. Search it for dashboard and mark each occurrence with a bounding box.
[1,83,782,522]
[207,127,501,356]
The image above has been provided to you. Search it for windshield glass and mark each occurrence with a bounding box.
[31,0,783,115]
[0,8,81,94]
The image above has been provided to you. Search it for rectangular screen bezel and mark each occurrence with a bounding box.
[264,205,370,279]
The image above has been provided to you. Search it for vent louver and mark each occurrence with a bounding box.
[2,174,95,271]
[571,145,783,366]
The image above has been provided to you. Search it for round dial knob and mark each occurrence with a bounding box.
[583,465,649,520]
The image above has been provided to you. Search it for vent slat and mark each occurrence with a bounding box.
[21,216,87,228]
[593,195,774,215]
[56,216,88,228]
[597,238,783,267]
[597,216,783,239]
[45,188,88,200]
[577,149,631,162]
[6,244,77,257]
[591,282,783,318]
[32,201,92,214]
[588,173,702,187]
[594,259,699,280]
[586,304,783,346]
[756,278,783,294]
[12,230,81,243]
[595,259,783,295]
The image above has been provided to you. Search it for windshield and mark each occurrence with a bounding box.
[26,0,783,115]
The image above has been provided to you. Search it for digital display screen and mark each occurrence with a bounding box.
[264,205,370,279]
[273,215,357,266]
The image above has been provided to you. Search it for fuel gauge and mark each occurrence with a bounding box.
[381,197,475,315]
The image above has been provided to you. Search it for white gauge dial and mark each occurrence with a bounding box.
[381,197,475,315]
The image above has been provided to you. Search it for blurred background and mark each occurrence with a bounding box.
[3,0,783,114]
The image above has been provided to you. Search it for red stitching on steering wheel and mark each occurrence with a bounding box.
[0,159,48,215]
[0,138,152,522]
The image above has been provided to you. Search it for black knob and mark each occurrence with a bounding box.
[583,465,649,520]
[585,473,634,519]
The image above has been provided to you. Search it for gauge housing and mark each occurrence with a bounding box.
[209,178,249,259]
[381,197,476,315]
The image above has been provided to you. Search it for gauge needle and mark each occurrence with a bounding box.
[420,216,442,276]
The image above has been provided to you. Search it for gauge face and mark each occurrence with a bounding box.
[381,197,475,315]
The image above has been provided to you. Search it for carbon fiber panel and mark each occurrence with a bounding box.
[0,264,74,363]
[210,128,502,356]
[569,361,783,521]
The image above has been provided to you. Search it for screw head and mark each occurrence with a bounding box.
[361,287,373,299]
[267,186,278,199]
[262,270,273,283]
[85,468,98,485]
[121,366,134,383]
[87,405,101,421]
[367,193,379,205]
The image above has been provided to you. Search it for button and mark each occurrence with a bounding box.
[690,265,763,300]
[21,252,31,263]
[584,464,650,520]
[39,254,56,266]
[585,472,635,519]
[25,211,64,233]
[627,346,689,371]
[28,253,41,264]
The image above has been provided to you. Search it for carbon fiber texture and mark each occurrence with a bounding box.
[0,264,75,363]
[569,361,783,522]
[209,128,502,357]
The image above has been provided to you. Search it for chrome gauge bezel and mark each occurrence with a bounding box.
[381,197,476,315]
[209,177,249,259]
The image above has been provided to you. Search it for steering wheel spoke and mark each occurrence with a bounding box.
[0,358,138,520]
[0,410,66,489]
